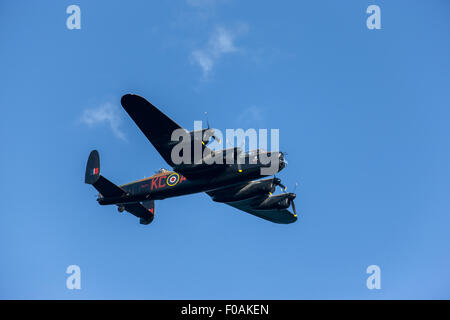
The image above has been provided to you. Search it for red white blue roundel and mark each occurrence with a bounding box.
[166,173,180,186]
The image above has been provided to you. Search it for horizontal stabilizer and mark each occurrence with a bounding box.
[93,176,126,198]
[122,202,155,225]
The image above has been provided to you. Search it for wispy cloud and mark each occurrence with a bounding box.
[191,25,247,78]
[186,0,218,7]
[80,102,126,141]
[237,106,265,125]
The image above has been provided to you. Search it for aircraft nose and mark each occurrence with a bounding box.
[278,152,287,170]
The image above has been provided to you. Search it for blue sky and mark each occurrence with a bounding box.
[1,0,450,299]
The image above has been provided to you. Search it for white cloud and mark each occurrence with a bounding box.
[186,0,218,7]
[191,50,214,75]
[80,102,126,141]
[237,106,264,125]
[191,26,245,77]
[211,27,237,53]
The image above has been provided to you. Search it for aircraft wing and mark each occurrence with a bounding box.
[121,94,210,167]
[206,189,297,224]
[225,199,297,224]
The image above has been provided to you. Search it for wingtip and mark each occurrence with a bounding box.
[120,94,152,109]
[121,93,137,105]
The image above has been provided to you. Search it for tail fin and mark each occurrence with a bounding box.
[85,150,101,184]
[85,150,155,225]
[85,150,126,198]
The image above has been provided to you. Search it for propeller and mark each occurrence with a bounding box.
[290,182,299,216]
[226,139,244,173]
[273,176,287,192]
[204,111,210,129]
[283,192,297,217]
[291,196,297,216]
[272,177,298,217]
[203,112,221,144]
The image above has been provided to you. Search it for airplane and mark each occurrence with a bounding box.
[85,94,298,225]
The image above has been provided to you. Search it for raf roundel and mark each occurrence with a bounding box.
[166,173,180,186]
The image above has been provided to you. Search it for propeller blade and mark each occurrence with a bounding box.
[291,200,297,216]
[213,135,221,143]
[272,177,287,192]
[204,112,210,129]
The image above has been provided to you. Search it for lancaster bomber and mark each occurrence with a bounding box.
[85,94,297,225]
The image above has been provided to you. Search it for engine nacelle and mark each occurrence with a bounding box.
[211,178,276,203]
[254,193,295,211]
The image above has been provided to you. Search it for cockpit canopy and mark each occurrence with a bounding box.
[244,148,267,157]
